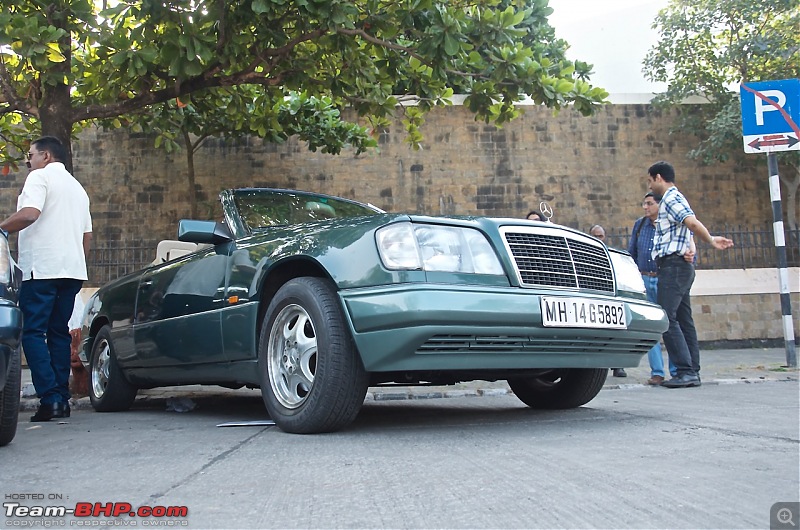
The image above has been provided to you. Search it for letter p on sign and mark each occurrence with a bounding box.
[755,90,787,125]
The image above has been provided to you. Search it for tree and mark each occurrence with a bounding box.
[1,0,608,174]
[120,88,377,217]
[643,0,800,228]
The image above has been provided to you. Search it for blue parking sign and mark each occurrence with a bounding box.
[740,79,800,153]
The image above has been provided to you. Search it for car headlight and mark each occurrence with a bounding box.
[609,251,646,295]
[376,223,505,275]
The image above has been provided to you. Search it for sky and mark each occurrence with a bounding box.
[548,0,669,96]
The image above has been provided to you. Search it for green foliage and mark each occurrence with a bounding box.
[1,0,608,167]
[112,88,376,154]
[643,0,800,164]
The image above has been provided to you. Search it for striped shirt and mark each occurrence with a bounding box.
[651,186,695,260]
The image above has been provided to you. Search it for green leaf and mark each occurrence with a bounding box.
[443,33,460,56]
[252,0,269,15]
[554,79,574,94]
[45,43,66,63]
[138,47,158,63]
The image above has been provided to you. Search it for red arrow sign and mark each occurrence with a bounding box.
[747,134,800,150]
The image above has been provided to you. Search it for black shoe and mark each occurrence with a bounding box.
[612,368,627,378]
[30,402,71,422]
[660,374,701,388]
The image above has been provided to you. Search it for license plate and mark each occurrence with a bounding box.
[541,296,626,329]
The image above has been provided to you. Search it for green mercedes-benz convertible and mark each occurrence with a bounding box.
[80,188,667,433]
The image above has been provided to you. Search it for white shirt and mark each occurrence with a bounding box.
[17,162,92,281]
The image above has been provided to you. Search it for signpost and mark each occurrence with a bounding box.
[740,79,799,367]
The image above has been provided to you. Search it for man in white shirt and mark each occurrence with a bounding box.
[0,136,92,421]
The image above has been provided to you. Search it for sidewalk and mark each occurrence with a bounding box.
[18,347,799,412]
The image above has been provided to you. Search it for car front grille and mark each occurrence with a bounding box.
[502,229,614,293]
[416,334,652,355]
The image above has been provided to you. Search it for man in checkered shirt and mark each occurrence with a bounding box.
[647,161,734,388]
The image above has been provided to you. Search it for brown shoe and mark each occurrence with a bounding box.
[646,375,665,386]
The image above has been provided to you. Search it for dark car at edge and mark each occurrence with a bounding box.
[0,231,23,446]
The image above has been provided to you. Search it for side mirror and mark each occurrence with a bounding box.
[177,220,234,245]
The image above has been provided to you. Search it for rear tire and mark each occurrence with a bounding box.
[0,347,21,447]
[508,368,607,409]
[258,277,368,434]
[89,326,137,412]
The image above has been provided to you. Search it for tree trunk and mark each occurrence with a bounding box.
[39,6,75,173]
[183,129,198,219]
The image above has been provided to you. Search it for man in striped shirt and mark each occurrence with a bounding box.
[629,192,668,384]
[647,161,734,388]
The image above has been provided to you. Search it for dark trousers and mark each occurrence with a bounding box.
[20,278,84,404]
[656,255,700,377]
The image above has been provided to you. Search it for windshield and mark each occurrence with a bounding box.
[233,189,381,230]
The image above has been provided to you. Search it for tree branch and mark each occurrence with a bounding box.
[71,69,288,122]
[335,27,417,54]
[0,62,38,116]
[335,27,485,81]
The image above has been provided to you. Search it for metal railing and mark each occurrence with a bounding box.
[80,226,800,287]
[604,225,800,270]
[86,241,160,287]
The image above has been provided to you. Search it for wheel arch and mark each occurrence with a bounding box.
[254,258,333,340]
[84,315,111,360]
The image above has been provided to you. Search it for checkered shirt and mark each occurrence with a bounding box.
[651,186,695,260]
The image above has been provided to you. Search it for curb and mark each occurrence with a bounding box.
[604,376,798,390]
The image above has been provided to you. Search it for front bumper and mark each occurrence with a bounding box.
[0,301,22,387]
[340,284,668,372]
[0,301,22,350]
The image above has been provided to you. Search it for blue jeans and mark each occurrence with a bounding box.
[642,275,664,377]
[20,278,83,405]
[656,255,699,377]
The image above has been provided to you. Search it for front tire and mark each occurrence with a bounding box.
[0,347,21,447]
[258,277,368,434]
[89,326,137,412]
[508,368,607,409]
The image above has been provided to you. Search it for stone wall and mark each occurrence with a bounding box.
[0,102,783,247]
[690,268,799,346]
[692,293,800,345]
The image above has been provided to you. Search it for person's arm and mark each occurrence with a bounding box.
[627,220,638,259]
[0,207,41,234]
[683,215,733,250]
[83,232,93,260]
[684,234,697,262]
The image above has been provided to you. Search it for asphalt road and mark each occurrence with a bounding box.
[2,380,798,529]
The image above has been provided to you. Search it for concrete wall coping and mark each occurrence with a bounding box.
[403,93,707,106]
[692,267,800,296]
